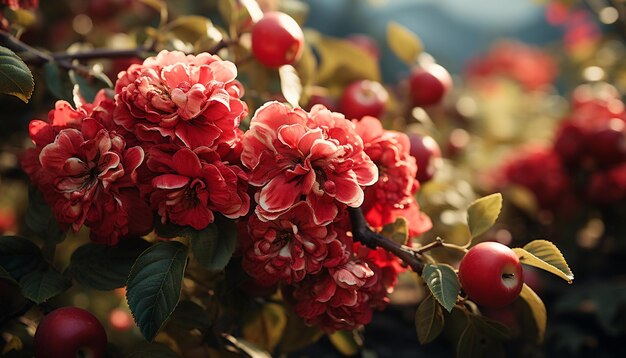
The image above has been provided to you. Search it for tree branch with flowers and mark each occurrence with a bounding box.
[0,1,575,357]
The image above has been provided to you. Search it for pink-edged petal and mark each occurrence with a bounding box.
[39,129,84,171]
[330,171,364,206]
[152,174,190,189]
[258,174,302,214]
[277,123,308,148]
[306,193,338,226]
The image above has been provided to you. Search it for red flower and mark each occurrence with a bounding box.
[23,92,152,245]
[114,50,247,149]
[146,145,250,230]
[241,202,351,286]
[498,146,574,212]
[290,259,388,332]
[465,41,558,91]
[355,116,431,237]
[241,102,378,225]
[354,242,404,303]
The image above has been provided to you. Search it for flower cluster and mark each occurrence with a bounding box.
[23,50,249,244]
[23,50,432,331]
[496,83,626,212]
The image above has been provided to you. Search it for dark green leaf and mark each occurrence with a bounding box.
[69,69,112,103]
[473,315,511,341]
[167,300,213,332]
[126,241,188,341]
[66,238,151,290]
[43,61,71,100]
[422,263,460,312]
[416,294,445,344]
[466,193,502,239]
[25,187,66,244]
[190,218,237,271]
[0,265,17,284]
[456,320,506,358]
[518,283,546,343]
[0,236,45,281]
[19,268,72,304]
[0,46,34,103]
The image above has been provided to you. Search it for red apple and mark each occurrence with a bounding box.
[458,242,524,308]
[251,11,304,68]
[409,63,452,107]
[34,307,107,358]
[408,133,441,183]
[339,80,388,120]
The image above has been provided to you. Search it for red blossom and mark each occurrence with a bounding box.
[241,102,378,225]
[22,91,152,245]
[241,202,352,286]
[145,145,250,230]
[290,259,388,332]
[114,50,248,149]
[465,41,558,91]
[355,116,432,237]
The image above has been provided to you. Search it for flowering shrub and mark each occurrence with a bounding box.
[0,2,576,357]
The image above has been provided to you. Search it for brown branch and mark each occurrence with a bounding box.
[348,207,425,275]
[0,30,155,77]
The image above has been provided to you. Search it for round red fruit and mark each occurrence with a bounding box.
[339,80,388,120]
[409,63,452,107]
[34,307,108,358]
[408,133,441,183]
[458,242,524,308]
[251,11,304,68]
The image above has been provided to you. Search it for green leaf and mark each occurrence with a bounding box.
[162,16,221,45]
[472,315,511,341]
[416,294,445,344]
[19,268,72,304]
[380,217,409,245]
[69,69,112,103]
[0,236,46,281]
[328,330,361,356]
[422,263,460,312]
[387,22,423,65]
[456,319,506,358]
[66,238,151,290]
[277,310,323,354]
[279,65,302,108]
[126,241,189,341]
[518,283,546,343]
[0,46,34,103]
[243,303,287,353]
[190,219,237,271]
[306,30,381,87]
[513,240,573,283]
[466,193,503,239]
[166,300,213,332]
[43,62,71,100]
[0,265,17,284]
[24,187,66,244]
